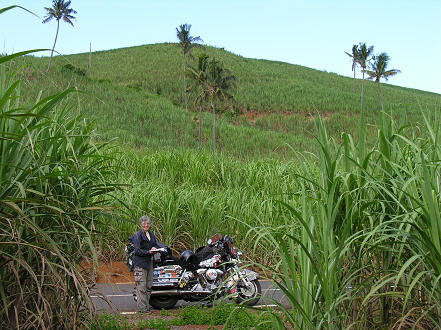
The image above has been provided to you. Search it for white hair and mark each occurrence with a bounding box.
[139,215,151,225]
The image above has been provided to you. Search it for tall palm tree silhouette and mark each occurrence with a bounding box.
[176,24,203,111]
[43,0,77,73]
[365,53,401,111]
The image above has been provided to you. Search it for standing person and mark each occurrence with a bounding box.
[129,215,159,313]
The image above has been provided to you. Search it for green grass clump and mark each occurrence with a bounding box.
[94,304,263,330]
[93,314,132,330]
[181,304,257,328]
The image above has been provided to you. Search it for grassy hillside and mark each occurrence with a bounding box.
[14,43,441,158]
[67,43,440,114]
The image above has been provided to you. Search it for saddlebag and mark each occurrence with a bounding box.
[152,265,183,287]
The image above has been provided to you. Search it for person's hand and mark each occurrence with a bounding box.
[150,247,158,254]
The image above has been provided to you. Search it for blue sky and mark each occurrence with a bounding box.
[2,0,440,94]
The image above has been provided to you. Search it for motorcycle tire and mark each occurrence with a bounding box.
[149,295,178,310]
[236,279,261,306]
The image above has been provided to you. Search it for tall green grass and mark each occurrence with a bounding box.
[102,148,304,263]
[249,110,441,328]
[0,12,120,327]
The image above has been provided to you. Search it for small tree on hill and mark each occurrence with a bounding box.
[365,52,401,111]
[43,0,77,73]
[176,24,203,111]
[345,44,359,93]
[356,42,374,109]
[188,53,210,147]
[205,58,235,153]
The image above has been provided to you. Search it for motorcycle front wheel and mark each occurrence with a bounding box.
[149,295,178,310]
[236,279,261,306]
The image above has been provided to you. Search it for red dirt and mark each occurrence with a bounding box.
[306,112,332,121]
[237,109,333,126]
[169,326,222,329]
[81,261,134,283]
[120,309,224,328]
[241,110,268,123]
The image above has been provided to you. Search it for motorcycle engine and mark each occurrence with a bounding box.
[196,254,224,290]
[197,268,223,283]
[205,268,220,281]
[199,254,222,268]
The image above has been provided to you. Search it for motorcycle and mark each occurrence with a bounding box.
[132,233,261,310]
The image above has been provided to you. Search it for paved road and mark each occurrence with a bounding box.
[91,280,289,313]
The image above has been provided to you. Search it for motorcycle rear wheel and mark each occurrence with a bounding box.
[236,279,261,306]
[149,295,178,310]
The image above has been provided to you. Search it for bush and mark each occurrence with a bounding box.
[62,63,86,76]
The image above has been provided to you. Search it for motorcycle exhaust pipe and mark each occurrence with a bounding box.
[151,290,179,296]
[151,289,213,295]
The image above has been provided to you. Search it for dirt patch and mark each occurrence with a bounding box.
[116,311,224,329]
[240,110,268,124]
[306,112,332,122]
[81,260,134,283]
[238,109,333,126]
[169,326,222,329]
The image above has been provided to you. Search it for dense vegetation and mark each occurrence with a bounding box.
[0,52,120,327]
[257,112,441,328]
[3,5,441,328]
[106,148,303,264]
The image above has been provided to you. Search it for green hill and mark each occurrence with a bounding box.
[66,43,440,113]
[14,43,441,158]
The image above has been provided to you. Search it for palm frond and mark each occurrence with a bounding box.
[383,69,401,81]
[43,0,76,24]
[176,23,204,54]
[63,16,74,26]
[367,52,401,82]
[357,42,374,68]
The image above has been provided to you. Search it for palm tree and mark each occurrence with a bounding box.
[364,52,401,111]
[345,44,359,93]
[356,42,374,109]
[188,53,210,146]
[176,24,203,111]
[43,0,77,73]
[205,58,235,152]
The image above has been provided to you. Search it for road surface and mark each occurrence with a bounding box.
[91,280,289,313]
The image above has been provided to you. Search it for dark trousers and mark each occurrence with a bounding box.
[134,264,153,311]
